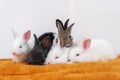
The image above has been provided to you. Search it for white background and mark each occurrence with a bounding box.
[0,0,120,58]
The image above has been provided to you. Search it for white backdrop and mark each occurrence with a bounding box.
[0,0,120,58]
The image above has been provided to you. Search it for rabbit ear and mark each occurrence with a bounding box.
[33,34,39,46]
[67,23,74,33]
[23,30,31,41]
[56,19,64,33]
[41,36,50,47]
[82,39,91,51]
[64,19,69,30]
[11,28,19,39]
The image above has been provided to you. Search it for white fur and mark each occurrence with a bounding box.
[44,34,77,64]
[44,34,66,64]
[11,30,34,62]
[68,39,118,63]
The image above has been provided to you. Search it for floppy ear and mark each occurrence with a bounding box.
[33,34,39,46]
[41,36,50,47]
[56,19,64,33]
[82,38,91,51]
[64,19,69,30]
[67,23,74,33]
[11,28,19,39]
[23,30,31,41]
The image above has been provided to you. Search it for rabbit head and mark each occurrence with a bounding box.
[56,19,74,47]
[67,38,91,63]
[11,29,31,62]
[27,33,53,65]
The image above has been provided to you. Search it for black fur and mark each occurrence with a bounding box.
[27,32,54,65]
[56,19,69,30]
[64,19,69,30]
[38,32,55,44]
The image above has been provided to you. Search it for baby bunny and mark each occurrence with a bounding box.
[68,38,118,63]
[56,19,74,47]
[11,29,33,62]
[27,32,54,65]
[44,19,75,64]
[44,41,76,64]
[44,34,70,64]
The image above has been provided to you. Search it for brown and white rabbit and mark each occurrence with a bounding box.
[44,19,75,64]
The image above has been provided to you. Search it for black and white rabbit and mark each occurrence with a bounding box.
[27,32,55,65]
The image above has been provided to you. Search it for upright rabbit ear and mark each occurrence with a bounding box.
[82,38,91,51]
[64,19,69,30]
[41,36,50,47]
[56,19,64,33]
[23,30,31,41]
[33,34,39,46]
[67,23,74,33]
[11,28,19,39]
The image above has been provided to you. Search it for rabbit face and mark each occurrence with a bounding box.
[68,39,91,63]
[12,38,30,55]
[59,35,73,47]
[56,19,74,47]
[67,46,83,63]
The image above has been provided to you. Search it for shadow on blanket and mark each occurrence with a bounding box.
[0,57,120,80]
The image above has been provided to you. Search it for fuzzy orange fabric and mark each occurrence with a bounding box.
[0,58,120,80]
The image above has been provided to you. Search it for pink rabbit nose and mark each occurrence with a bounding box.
[68,59,71,62]
[12,53,21,57]
[48,62,50,64]
[13,53,16,55]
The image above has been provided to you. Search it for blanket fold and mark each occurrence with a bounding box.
[0,58,120,80]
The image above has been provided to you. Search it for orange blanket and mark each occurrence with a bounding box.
[0,58,120,80]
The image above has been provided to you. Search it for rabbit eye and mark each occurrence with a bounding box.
[69,35,72,39]
[19,46,22,48]
[69,36,73,40]
[69,36,71,38]
[68,59,71,62]
[56,38,58,43]
[55,56,59,59]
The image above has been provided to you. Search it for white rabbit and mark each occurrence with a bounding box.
[68,38,119,63]
[11,29,34,62]
[44,34,71,64]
